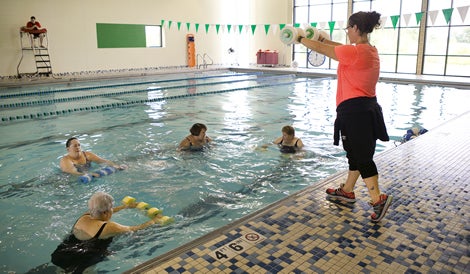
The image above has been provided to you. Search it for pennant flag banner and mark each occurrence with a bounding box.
[415,12,423,24]
[264,24,270,35]
[458,6,469,22]
[160,5,469,35]
[390,15,400,29]
[251,25,257,35]
[328,21,336,37]
[442,8,454,24]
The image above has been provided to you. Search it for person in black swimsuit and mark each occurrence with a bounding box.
[60,137,127,177]
[51,192,164,273]
[178,123,212,151]
[273,125,304,153]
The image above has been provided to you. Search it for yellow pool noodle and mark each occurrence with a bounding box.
[155,215,175,226]
[122,196,136,205]
[147,207,163,218]
[136,202,150,210]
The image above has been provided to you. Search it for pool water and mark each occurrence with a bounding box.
[0,71,468,273]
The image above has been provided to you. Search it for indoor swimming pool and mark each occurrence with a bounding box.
[0,70,468,273]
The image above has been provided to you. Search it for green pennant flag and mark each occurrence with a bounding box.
[238,25,243,33]
[161,19,165,26]
[279,24,286,30]
[415,12,423,25]
[205,24,210,33]
[227,24,232,33]
[168,20,172,29]
[310,22,317,27]
[328,21,336,37]
[251,25,257,35]
[390,15,400,29]
[294,23,300,28]
[195,23,200,33]
[442,8,454,24]
[264,24,270,35]
[186,22,191,31]
[215,24,220,34]
[177,22,182,31]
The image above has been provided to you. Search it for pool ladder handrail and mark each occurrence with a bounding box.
[197,53,213,69]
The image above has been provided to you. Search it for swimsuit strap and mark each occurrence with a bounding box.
[83,151,89,163]
[70,213,90,233]
[186,137,193,147]
[93,223,107,239]
[71,213,107,239]
[279,138,284,145]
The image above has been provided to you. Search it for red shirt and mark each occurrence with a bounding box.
[334,44,380,106]
[27,21,42,29]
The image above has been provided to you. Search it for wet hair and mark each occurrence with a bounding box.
[88,192,114,218]
[65,137,78,148]
[348,11,382,35]
[282,125,295,136]
[190,123,207,136]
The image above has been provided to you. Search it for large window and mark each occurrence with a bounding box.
[293,0,470,77]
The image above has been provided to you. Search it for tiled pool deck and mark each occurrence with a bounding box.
[126,110,470,273]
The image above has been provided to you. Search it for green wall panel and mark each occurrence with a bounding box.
[96,23,146,48]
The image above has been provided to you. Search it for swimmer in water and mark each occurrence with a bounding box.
[51,191,162,273]
[273,125,304,153]
[60,137,127,177]
[178,123,212,151]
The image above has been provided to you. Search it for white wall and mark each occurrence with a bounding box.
[0,0,293,77]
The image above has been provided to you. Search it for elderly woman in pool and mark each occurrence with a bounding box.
[178,123,212,151]
[51,191,162,272]
[60,137,127,177]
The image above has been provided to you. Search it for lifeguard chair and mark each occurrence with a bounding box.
[17,27,53,78]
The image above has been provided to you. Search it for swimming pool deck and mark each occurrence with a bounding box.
[126,110,470,273]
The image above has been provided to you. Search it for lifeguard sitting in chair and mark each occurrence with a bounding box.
[20,16,47,48]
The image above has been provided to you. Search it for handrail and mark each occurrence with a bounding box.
[196,53,205,69]
[196,53,213,69]
[203,53,213,68]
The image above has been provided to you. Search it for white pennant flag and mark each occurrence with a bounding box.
[403,14,411,26]
[336,20,345,29]
[272,24,279,36]
[428,10,438,25]
[457,6,469,23]
[380,16,388,28]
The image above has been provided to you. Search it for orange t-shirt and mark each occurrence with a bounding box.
[334,44,380,106]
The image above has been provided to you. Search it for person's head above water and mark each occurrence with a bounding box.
[189,123,207,136]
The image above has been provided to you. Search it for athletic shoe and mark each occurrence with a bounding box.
[326,183,356,203]
[370,194,393,223]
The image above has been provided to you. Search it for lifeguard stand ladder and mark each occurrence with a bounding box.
[17,31,53,78]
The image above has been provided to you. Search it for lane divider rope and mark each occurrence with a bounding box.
[0,72,262,99]
[1,79,305,122]
[0,75,293,109]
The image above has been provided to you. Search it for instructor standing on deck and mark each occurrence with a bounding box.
[297,11,393,222]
